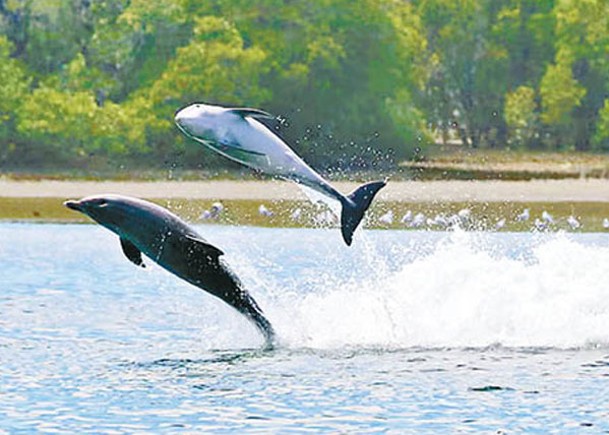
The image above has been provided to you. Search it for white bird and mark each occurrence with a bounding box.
[200,210,213,220]
[211,202,224,214]
[567,215,580,230]
[603,218,609,229]
[458,208,471,221]
[200,201,224,220]
[495,218,506,230]
[411,212,426,228]
[378,210,394,225]
[447,214,461,227]
[541,210,554,224]
[534,218,547,231]
[516,208,530,222]
[313,210,338,226]
[258,204,274,217]
[290,208,302,221]
[431,214,449,228]
[400,210,413,225]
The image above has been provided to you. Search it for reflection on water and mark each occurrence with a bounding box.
[1,223,609,431]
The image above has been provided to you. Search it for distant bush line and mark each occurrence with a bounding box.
[1,0,609,172]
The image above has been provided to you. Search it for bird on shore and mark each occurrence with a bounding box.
[258,204,273,217]
[290,208,302,221]
[378,210,394,225]
[534,218,547,231]
[411,212,426,228]
[201,202,224,220]
[429,214,449,229]
[313,210,338,226]
[567,215,580,230]
[458,208,471,221]
[541,210,554,225]
[400,210,413,225]
[495,218,506,230]
[516,208,530,222]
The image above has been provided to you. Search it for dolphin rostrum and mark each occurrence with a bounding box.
[174,103,386,246]
[64,194,275,347]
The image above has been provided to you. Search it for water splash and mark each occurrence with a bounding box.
[244,230,609,350]
[3,224,609,352]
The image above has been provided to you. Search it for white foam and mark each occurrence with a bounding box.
[261,231,609,349]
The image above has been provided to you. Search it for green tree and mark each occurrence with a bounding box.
[539,49,586,126]
[504,86,538,148]
[492,0,555,148]
[541,0,609,150]
[181,0,431,167]
[0,35,30,164]
[416,0,511,149]
[594,99,609,149]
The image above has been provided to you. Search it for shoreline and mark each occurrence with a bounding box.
[2,178,609,202]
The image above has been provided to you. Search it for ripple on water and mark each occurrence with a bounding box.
[2,224,609,431]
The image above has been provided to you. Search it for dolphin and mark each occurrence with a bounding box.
[64,194,275,347]
[174,103,387,246]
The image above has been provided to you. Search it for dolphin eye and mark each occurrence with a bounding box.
[94,199,108,207]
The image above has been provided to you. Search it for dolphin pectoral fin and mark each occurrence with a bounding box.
[216,140,266,157]
[227,107,275,120]
[182,235,225,259]
[120,237,146,268]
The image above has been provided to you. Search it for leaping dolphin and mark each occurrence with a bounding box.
[64,194,275,347]
[174,103,386,245]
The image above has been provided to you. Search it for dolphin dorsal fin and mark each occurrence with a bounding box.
[120,237,146,268]
[183,234,225,259]
[226,107,275,120]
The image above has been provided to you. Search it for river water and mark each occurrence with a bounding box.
[1,223,609,432]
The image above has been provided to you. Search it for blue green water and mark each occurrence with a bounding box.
[2,223,609,432]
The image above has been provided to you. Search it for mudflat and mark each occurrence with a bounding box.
[1,178,609,202]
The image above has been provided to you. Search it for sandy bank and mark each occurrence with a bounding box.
[1,178,609,202]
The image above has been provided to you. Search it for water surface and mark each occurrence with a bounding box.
[1,224,609,432]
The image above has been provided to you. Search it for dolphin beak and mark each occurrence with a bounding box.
[64,200,83,212]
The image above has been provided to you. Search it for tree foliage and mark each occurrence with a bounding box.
[1,0,609,170]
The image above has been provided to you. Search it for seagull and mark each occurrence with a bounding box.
[541,210,554,224]
[603,218,609,229]
[400,210,413,225]
[200,201,224,220]
[495,218,506,230]
[411,212,426,228]
[431,214,449,229]
[313,210,338,226]
[290,208,302,221]
[258,204,274,217]
[534,218,547,231]
[567,215,580,230]
[516,208,530,222]
[378,210,394,225]
[458,208,471,221]
[447,214,462,228]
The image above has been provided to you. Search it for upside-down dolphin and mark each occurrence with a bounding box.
[64,194,275,347]
[174,103,386,245]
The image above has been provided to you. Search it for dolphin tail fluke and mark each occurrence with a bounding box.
[340,180,387,246]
